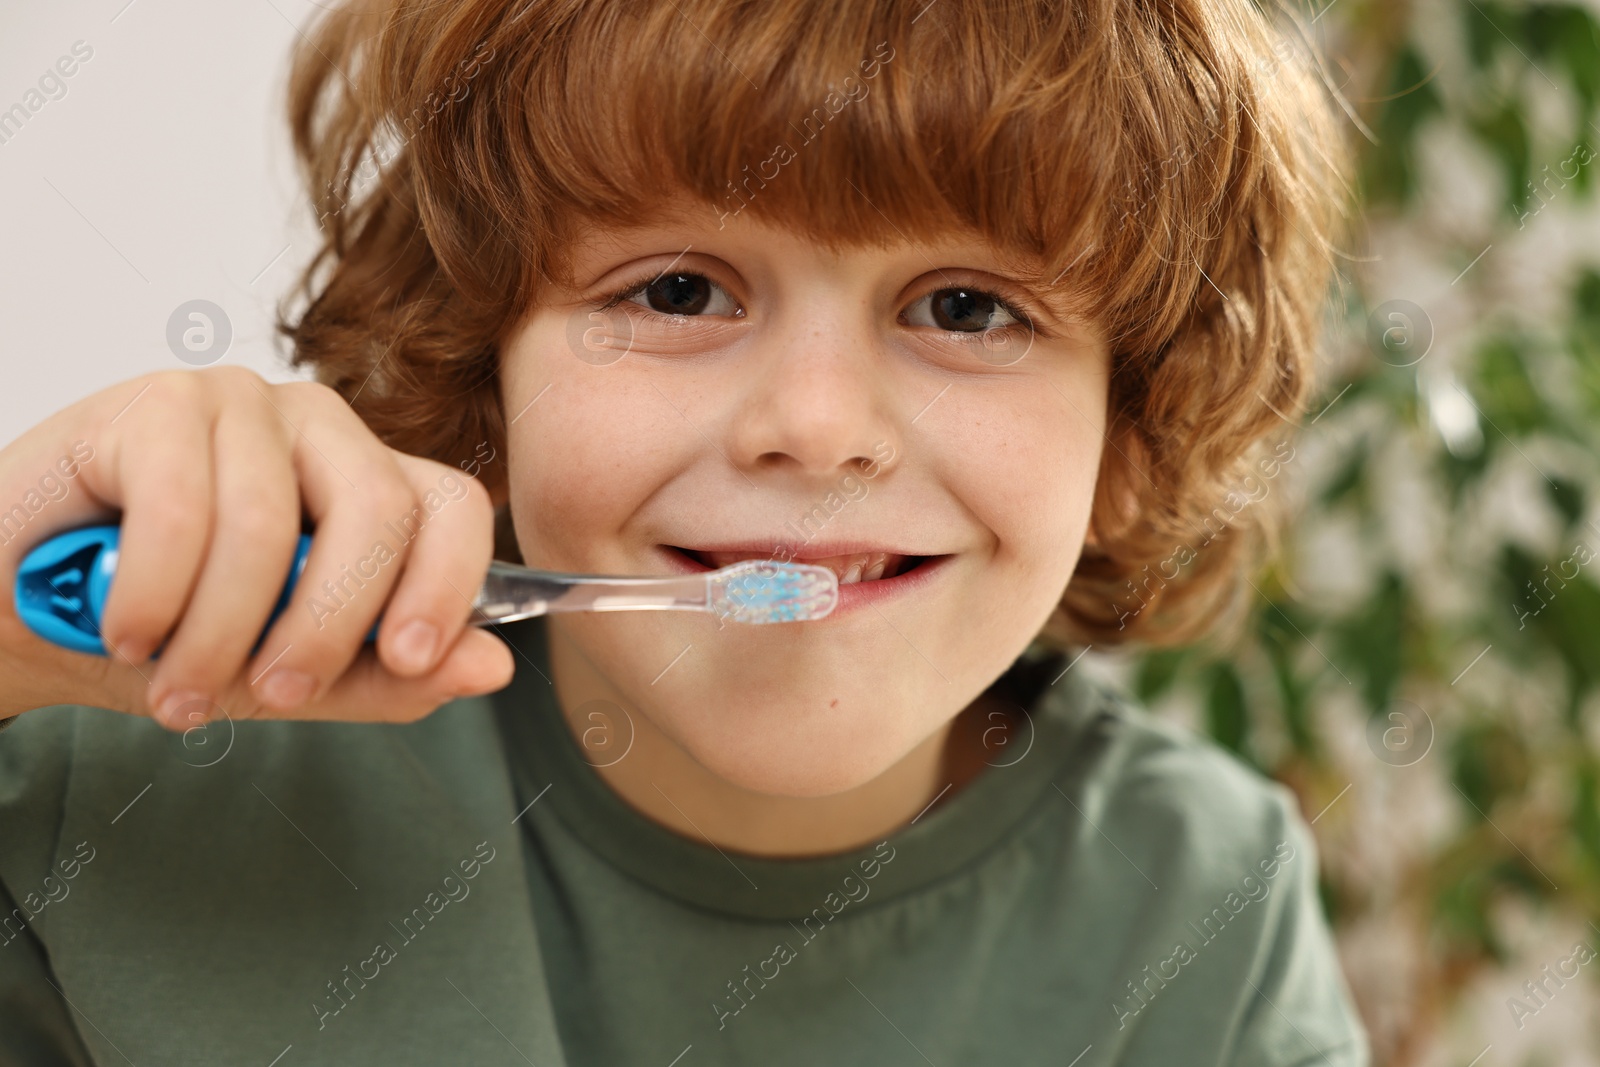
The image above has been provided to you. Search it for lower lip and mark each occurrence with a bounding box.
[655,546,954,620]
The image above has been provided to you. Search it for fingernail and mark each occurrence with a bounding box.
[392,620,439,672]
[155,690,207,730]
[260,668,316,710]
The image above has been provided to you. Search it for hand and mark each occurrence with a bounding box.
[0,366,514,729]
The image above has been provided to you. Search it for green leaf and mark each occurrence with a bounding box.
[1565,269,1600,417]
[1332,571,1406,711]
[1547,476,1586,527]
[1467,99,1532,219]
[1572,761,1600,875]
[1452,717,1531,814]
[1204,661,1256,766]
[1265,630,1316,756]
[1500,542,1547,639]
[1526,5,1600,125]
[1318,439,1369,508]
[1134,647,1189,703]
[1437,437,1493,504]
[1358,45,1444,206]
[1472,335,1544,436]
[1537,570,1600,715]
[1576,267,1600,328]
[1433,862,1505,960]
[1464,0,1518,71]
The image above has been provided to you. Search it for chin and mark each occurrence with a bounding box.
[555,609,955,797]
[666,690,935,799]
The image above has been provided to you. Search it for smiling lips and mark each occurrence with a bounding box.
[678,548,923,584]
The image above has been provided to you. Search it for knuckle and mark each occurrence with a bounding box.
[280,378,349,416]
[407,454,453,482]
[366,479,421,530]
[412,455,493,527]
[146,494,211,545]
[460,471,493,514]
[140,368,207,412]
[201,364,265,394]
[226,493,294,547]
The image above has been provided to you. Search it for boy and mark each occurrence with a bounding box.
[0,0,1367,1063]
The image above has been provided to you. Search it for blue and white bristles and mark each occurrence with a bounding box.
[706,560,840,624]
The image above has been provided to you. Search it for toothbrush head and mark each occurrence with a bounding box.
[706,560,839,623]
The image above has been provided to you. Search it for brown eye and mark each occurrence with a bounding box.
[932,289,994,331]
[610,271,741,317]
[644,273,711,314]
[904,287,1029,333]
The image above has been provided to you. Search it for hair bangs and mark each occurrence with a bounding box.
[459,1,1135,299]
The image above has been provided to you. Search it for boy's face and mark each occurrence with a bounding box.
[497,199,1109,797]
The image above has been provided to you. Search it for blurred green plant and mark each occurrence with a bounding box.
[1128,2,1600,1062]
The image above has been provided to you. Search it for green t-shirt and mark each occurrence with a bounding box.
[0,616,1368,1065]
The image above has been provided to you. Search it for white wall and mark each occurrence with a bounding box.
[0,0,322,446]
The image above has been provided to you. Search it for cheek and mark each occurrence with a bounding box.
[898,366,1103,689]
[941,373,1105,577]
[500,320,686,567]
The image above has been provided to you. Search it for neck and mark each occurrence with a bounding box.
[545,620,999,858]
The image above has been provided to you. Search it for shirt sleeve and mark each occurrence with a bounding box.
[1227,788,1370,1067]
[0,705,95,1064]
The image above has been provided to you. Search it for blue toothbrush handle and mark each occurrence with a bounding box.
[12,523,380,658]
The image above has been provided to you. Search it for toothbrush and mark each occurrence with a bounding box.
[12,524,839,658]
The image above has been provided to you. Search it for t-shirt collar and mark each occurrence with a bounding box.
[490,616,1107,920]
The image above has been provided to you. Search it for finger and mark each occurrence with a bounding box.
[374,455,496,678]
[237,626,514,725]
[0,382,142,587]
[242,382,418,712]
[80,372,216,666]
[143,388,301,728]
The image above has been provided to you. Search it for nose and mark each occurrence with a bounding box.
[724,302,901,485]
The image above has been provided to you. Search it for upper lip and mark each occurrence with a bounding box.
[665,542,944,560]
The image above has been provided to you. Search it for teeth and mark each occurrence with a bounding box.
[815,552,895,585]
[699,549,905,583]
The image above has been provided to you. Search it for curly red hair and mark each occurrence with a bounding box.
[277,0,1355,648]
